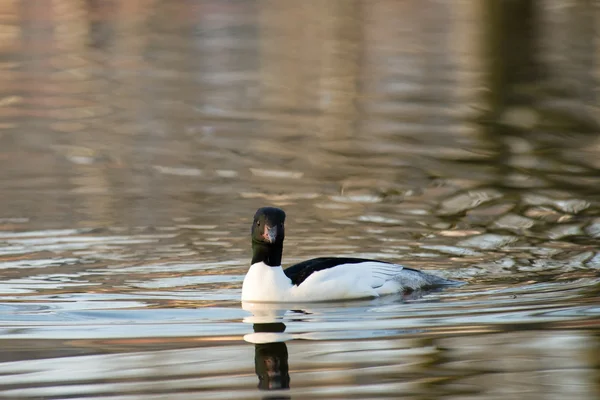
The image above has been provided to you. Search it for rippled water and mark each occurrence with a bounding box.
[1,1,599,399]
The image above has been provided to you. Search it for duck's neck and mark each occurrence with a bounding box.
[252,242,283,267]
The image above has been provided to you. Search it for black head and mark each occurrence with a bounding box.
[252,207,286,245]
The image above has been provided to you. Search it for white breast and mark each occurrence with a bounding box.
[242,262,294,302]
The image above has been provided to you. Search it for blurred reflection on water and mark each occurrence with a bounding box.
[0,0,599,399]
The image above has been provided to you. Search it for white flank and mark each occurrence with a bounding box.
[241,261,409,302]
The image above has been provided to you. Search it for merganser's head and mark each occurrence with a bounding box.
[252,207,285,245]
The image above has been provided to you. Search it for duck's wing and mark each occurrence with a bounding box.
[284,257,460,290]
[283,257,402,287]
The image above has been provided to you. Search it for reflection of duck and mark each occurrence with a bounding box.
[243,207,462,302]
[243,303,291,395]
[252,322,290,391]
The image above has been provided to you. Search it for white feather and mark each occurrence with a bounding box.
[242,261,413,302]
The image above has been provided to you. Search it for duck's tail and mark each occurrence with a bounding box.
[400,267,464,290]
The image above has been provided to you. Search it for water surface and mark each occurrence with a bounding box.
[0,1,599,399]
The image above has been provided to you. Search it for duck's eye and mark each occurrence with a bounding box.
[256,220,261,226]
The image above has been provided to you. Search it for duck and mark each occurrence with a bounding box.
[241,207,461,302]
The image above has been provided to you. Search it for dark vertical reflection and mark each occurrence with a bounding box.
[254,323,290,392]
[248,321,291,400]
[486,0,538,107]
[538,0,598,103]
[482,0,538,178]
[476,0,600,195]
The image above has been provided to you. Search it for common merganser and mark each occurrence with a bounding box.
[242,207,461,302]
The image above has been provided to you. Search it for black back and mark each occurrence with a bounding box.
[283,257,392,286]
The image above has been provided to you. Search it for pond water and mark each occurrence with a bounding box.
[1,1,599,399]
